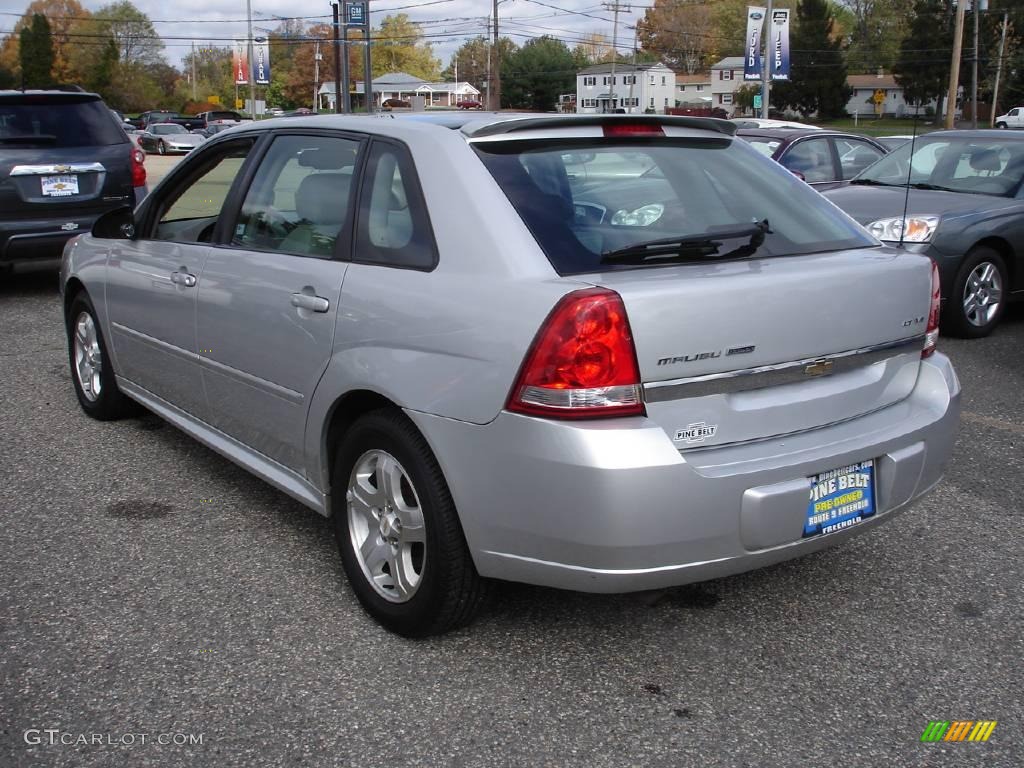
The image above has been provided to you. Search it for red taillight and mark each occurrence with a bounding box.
[130,146,146,187]
[507,288,645,419]
[603,123,664,137]
[922,259,940,358]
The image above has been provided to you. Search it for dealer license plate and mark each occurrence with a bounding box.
[804,460,875,538]
[41,175,79,197]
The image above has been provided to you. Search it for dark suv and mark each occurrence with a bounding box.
[0,90,146,273]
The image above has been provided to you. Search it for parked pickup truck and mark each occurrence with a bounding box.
[194,110,251,129]
[995,107,1024,129]
[129,110,204,132]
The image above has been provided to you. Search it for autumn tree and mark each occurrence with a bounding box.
[20,13,54,87]
[0,0,92,84]
[639,0,718,74]
[838,0,916,73]
[372,14,440,80]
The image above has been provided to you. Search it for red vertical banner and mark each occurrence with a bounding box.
[234,37,249,85]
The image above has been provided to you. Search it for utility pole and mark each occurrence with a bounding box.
[990,11,1009,127]
[945,0,966,129]
[313,38,321,113]
[245,0,257,117]
[332,2,342,113]
[761,0,773,119]
[628,23,639,113]
[485,15,492,109]
[363,6,373,113]
[492,0,501,110]
[603,1,630,112]
[191,40,197,101]
[971,0,980,129]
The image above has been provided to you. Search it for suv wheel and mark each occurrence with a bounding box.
[332,409,488,636]
[66,293,135,419]
[943,247,1008,338]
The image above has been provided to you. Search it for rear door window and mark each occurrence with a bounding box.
[780,138,835,182]
[474,136,875,275]
[0,96,125,147]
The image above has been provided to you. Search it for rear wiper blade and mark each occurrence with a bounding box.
[600,220,771,264]
[0,135,57,143]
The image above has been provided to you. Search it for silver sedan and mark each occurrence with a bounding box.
[137,123,204,155]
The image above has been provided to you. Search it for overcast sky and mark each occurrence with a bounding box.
[74,0,651,71]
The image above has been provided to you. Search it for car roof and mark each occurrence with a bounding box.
[909,129,1024,141]
[0,89,102,101]
[224,111,738,137]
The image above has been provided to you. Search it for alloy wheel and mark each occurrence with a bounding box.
[346,449,426,603]
[963,260,1003,328]
[73,311,103,402]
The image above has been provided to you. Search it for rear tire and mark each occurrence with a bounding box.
[331,409,488,637]
[942,247,1008,339]
[66,292,135,420]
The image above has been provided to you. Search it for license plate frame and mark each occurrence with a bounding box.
[41,174,79,197]
[804,460,876,538]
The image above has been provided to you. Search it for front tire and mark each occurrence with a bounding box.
[158,140,166,155]
[996,122,1007,129]
[66,293,135,420]
[332,409,488,637]
[942,247,1008,338]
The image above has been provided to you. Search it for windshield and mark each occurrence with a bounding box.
[153,123,187,135]
[855,135,1024,197]
[474,137,875,274]
[0,96,126,147]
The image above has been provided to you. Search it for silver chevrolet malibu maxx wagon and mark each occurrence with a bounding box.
[60,113,961,636]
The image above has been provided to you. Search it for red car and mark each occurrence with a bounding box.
[457,100,483,110]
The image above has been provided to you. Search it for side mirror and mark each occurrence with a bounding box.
[790,169,806,182]
[92,206,136,240]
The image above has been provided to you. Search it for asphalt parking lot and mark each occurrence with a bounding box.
[1,269,1022,767]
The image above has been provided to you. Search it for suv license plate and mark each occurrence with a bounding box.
[41,175,78,197]
[804,460,875,538]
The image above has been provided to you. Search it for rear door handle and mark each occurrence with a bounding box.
[170,270,197,288]
[290,292,329,313]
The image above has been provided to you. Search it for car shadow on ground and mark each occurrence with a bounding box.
[0,267,60,296]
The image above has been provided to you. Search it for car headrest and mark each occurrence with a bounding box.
[969,148,1002,172]
[295,173,351,226]
[298,146,357,170]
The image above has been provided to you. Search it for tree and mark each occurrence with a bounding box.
[20,13,54,88]
[772,0,852,118]
[893,0,954,107]
[0,0,92,84]
[734,83,761,112]
[86,37,118,95]
[442,35,517,98]
[838,0,915,73]
[372,14,440,80]
[639,0,719,74]
[503,36,576,111]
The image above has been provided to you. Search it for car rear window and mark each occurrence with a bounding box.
[473,136,876,274]
[0,96,127,147]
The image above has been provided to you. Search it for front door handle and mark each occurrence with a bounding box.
[170,270,197,288]
[290,292,329,313]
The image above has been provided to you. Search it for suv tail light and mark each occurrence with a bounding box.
[507,288,644,419]
[130,146,146,187]
[922,259,940,358]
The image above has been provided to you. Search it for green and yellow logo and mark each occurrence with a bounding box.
[921,720,997,742]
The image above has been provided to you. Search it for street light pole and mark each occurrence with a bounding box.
[945,0,967,129]
[245,0,257,117]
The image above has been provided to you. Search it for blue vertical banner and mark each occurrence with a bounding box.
[253,36,271,84]
[770,9,791,82]
[743,7,766,81]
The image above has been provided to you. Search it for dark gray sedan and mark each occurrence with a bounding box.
[825,130,1024,337]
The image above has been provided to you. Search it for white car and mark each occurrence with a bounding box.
[730,118,823,130]
[995,107,1024,129]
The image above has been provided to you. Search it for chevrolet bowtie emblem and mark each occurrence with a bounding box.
[804,359,834,377]
[53,165,71,173]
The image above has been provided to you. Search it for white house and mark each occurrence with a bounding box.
[710,56,745,116]
[675,73,712,106]
[845,73,938,118]
[319,72,480,110]
[575,62,676,114]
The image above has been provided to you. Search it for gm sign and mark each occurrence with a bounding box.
[345,1,367,26]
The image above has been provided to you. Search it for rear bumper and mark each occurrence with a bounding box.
[407,353,961,593]
[1,194,142,266]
